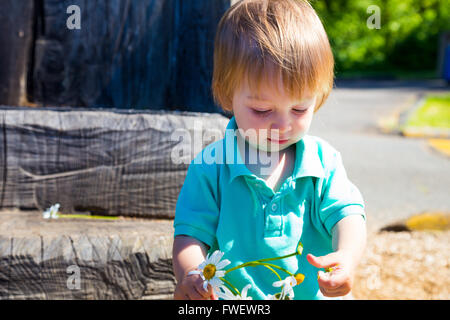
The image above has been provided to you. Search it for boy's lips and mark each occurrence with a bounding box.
[268,137,289,144]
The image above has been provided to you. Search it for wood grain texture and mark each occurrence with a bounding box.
[0,209,175,299]
[0,108,229,217]
[30,0,230,113]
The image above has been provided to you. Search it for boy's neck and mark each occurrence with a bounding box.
[236,129,295,179]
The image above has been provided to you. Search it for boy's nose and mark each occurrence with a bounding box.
[270,126,291,139]
[270,120,292,138]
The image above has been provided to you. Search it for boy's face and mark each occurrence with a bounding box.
[232,76,317,152]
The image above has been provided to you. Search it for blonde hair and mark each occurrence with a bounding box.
[212,0,334,113]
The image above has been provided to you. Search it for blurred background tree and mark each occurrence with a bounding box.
[311,0,450,79]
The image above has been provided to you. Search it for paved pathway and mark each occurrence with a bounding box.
[308,80,450,232]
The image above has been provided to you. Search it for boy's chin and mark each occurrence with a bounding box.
[247,139,291,152]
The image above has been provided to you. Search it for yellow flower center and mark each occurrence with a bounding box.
[325,264,339,273]
[203,264,216,280]
[294,273,305,285]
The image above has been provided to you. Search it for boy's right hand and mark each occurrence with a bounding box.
[173,271,218,300]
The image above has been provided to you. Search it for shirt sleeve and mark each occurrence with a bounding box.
[319,152,366,236]
[173,158,220,248]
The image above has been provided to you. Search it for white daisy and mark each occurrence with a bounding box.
[188,250,231,291]
[216,284,253,300]
[43,203,60,219]
[272,276,297,300]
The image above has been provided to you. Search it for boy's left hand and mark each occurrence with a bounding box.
[306,251,354,297]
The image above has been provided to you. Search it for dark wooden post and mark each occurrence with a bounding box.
[0,1,35,106]
[26,0,231,113]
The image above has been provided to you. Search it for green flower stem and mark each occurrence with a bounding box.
[257,262,294,277]
[225,260,294,282]
[261,264,281,281]
[220,277,240,296]
[225,262,254,274]
[225,251,298,275]
[57,214,119,220]
[221,246,302,294]
[256,251,298,264]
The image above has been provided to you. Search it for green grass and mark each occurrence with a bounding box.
[405,93,450,129]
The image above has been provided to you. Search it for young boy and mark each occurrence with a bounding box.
[172,0,366,300]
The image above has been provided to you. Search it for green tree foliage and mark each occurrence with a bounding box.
[310,0,450,74]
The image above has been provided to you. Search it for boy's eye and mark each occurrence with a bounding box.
[251,108,271,115]
[250,107,307,116]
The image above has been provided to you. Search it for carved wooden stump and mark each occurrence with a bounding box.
[0,209,175,299]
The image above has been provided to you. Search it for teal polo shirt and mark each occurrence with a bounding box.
[173,116,365,300]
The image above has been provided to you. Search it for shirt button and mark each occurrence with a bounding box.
[271,203,278,212]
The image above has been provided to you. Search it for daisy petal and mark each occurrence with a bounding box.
[187,270,200,276]
[207,250,218,265]
[215,270,226,278]
[205,251,212,261]
[215,286,235,300]
[272,280,283,287]
[211,250,224,265]
[209,277,224,288]
[216,259,231,270]
[241,284,251,297]
[289,276,297,286]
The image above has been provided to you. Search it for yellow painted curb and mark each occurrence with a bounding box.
[377,96,417,134]
[405,212,450,231]
[428,139,450,157]
[401,127,450,139]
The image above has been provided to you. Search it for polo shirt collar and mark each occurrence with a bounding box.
[292,133,326,180]
[225,117,325,183]
[224,117,253,183]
